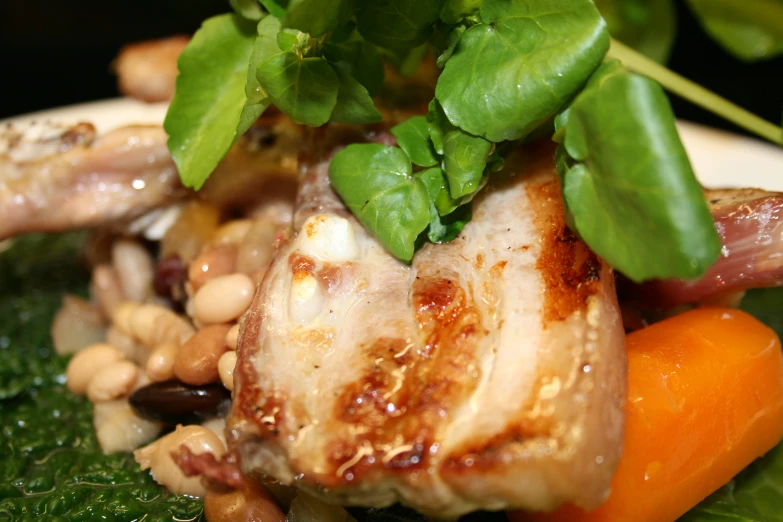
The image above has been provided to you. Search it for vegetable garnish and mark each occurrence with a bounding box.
[164,0,783,279]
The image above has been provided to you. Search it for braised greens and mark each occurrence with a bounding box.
[165,0,782,279]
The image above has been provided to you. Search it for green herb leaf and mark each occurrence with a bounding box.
[595,0,676,63]
[284,0,355,37]
[277,29,300,51]
[687,0,783,62]
[257,52,339,126]
[330,66,383,124]
[329,144,430,261]
[230,0,266,20]
[435,0,609,142]
[556,60,721,282]
[356,0,444,52]
[440,0,484,24]
[325,40,386,96]
[165,14,264,190]
[436,25,466,68]
[428,101,492,199]
[391,116,438,167]
[259,0,289,19]
[416,165,460,215]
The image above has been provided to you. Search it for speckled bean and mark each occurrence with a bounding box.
[188,244,238,292]
[173,324,232,385]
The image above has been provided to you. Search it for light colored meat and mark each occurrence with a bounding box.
[228,141,627,518]
[625,188,783,308]
[113,36,190,103]
[0,117,301,240]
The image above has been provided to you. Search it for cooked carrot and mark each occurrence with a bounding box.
[511,307,783,522]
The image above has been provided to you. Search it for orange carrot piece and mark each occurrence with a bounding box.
[511,307,783,522]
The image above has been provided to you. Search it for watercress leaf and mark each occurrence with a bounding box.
[164,14,262,190]
[558,60,721,282]
[391,116,438,167]
[284,0,355,37]
[739,287,783,339]
[277,30,300,51]
[687,0,783,61]
[428,100,492,199]
[324,41,385,96]
[330,66,383,124]
[436,25,466,68]
[595,0,676,63]
[427,199,473,242]
[356,0,444,52]
[416,165,460,215]
[435,0,609,142]
[440,0,484,23]
[259,0,289,19]
[257,52,339,126]
[329,144,430,261]
[230,0,266,20]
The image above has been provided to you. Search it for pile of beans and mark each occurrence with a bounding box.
[52,201,287,499]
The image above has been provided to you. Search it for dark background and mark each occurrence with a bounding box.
[1,0,781,135]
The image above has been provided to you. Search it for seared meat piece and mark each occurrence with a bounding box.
[625,188,783,308]
[114,36,190,103]
[228,141,627,518]
[0,117,301,240]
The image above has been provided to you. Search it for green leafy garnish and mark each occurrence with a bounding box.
[328,144,430,261]
[230,0,266,21]
[330,65,383,124]
[284,0,355,37]
[164,14,264,190]
[428,100,492,199]
[391,116,439,167]
[555,60,720,282]
[257,53,339,126]
[687,0,783,62]
[166,0,783,274]
[417,167,471,242]
[435,0,610,142]
[355,0,443,52]
[595,0,676,63]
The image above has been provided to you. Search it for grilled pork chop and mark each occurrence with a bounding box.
[228,139,627,518]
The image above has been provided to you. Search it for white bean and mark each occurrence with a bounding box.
[66,343,125,395]
[146,342,179,382]
[201,417,227,447]
[193,273,255,325]
[218,351,237,391]
[212,219,252,245]
[91,264,125,320]
[225,324,240,351]
[235,218,277,275]
[134,425,226,497]
[113,301,195,350]
[87,360,139,403]
[94,400,162,455]
[112,239,155,302]
[106,326,147,364]
[51,295,106,356]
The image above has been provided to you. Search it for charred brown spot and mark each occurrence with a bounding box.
[326,275,486,483]
[318,262,350,294]
[289,253,316,274]
[528,180,601,324]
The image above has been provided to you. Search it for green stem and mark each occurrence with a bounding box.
[607,38,783,146]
